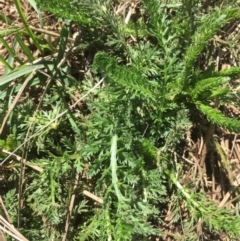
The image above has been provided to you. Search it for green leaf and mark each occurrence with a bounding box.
[196,101,240,132]
[0,63,54,86]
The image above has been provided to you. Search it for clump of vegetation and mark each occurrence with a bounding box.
[0,0,240,240]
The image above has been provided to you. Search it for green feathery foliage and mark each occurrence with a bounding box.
[1,0,240,240]
[92,52,157,102]
[190,77,230,99]
[182,8,240,85]
[196,102,240,132]
[0,134,17,157]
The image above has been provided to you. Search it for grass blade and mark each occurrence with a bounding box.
[0,63,54,86]
[13,0,44,55]
[0,69,38,134]
[54,22,70,66]
[0,57,12,72]
[15,33,35,62]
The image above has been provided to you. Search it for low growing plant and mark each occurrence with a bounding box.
[0,0,240,240]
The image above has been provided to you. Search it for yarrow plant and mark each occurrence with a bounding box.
[0,0,240,240]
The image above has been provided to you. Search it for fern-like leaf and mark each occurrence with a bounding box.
[92,52,157,102]
[182,8,240,85]
[215,66,240,78]
[196,101,240,132]
[190,77,230,100]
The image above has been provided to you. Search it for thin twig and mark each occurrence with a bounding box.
[0,230,7,241]
[0,226,22,241]
[29,25,74,42]
[0,215,28,241]
[230,134,237,158]
[83,190,103,204]
[168,149,195,165]
[62,172,80,241]
[0,196,12,223]
[218,176,240,208]
[0,148,43,172]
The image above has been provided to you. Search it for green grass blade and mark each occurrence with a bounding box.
[0,27,22,37]
[0,63,53,86]
[27,0,43,27]
[13,0,44,55]
[15,33,35,62]
[0,57,12,74]
[4,40,20,76]
[0,38,16,59]
[0,13,12,25]
[0,37,23,65]
[54,22,70,66]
